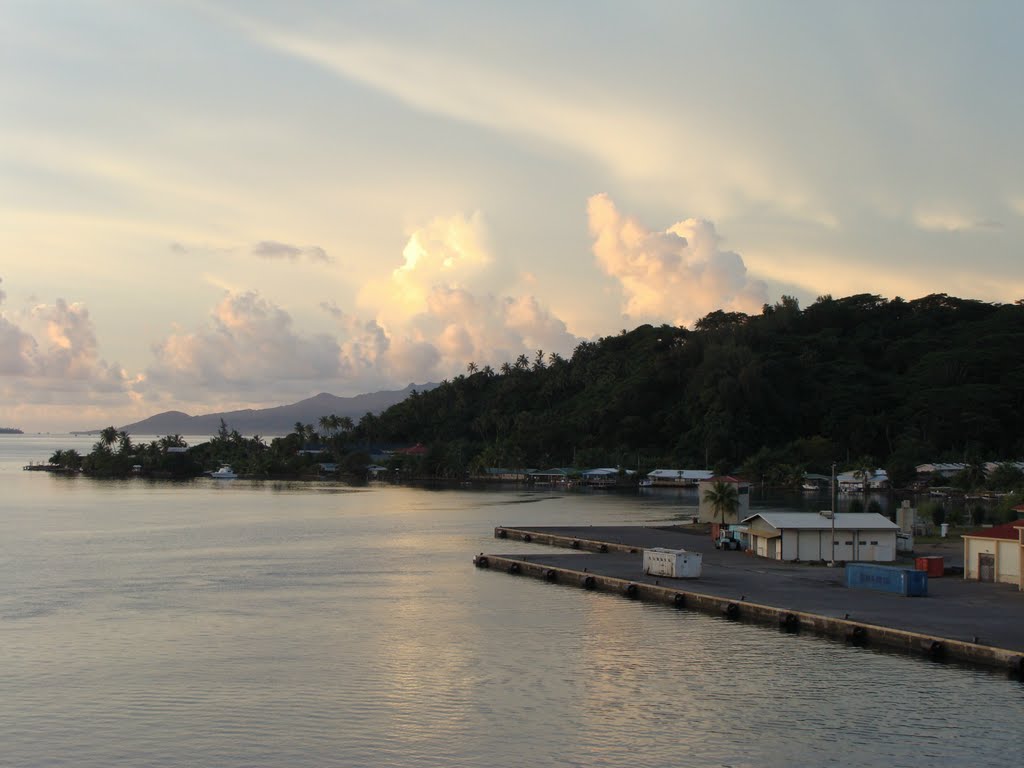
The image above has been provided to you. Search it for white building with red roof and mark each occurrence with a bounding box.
[962,509,1024,590]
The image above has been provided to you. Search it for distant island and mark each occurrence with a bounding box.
[74,383,438,436]
[0,427,24,434]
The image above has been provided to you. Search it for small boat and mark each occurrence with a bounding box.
[801,482,819,492]
[210,465,237,479]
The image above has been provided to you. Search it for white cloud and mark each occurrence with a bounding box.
[913,209,1002,233]
[358,211,580,375]
[0,316,35,376]
[1011,198,1024,217]
[147,291,343,399]
[137,202,582,402]
[0,289,134,403]
[221,13,843,229]
[587,194,768,326]
[230,19,673,181]
[363,211,493,324]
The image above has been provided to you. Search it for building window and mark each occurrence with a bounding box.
[870,540,878,545]
[845,540,853,545]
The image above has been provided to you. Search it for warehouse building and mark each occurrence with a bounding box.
[743,511,899,562]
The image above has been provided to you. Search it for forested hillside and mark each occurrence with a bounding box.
[353,294,1024,483]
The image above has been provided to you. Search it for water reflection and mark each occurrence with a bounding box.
[2,440,1023,767]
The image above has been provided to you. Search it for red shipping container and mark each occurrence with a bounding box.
[914,556,944,577]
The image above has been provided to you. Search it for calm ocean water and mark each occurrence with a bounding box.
[1,435,1021,767]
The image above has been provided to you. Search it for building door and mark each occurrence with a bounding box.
[978,553,995,583]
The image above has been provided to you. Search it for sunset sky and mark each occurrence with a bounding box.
[3,1,1023,432]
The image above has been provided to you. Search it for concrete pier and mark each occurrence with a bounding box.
[479,525,1024,675]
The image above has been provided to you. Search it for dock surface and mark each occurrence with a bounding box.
[482,525,1024,672]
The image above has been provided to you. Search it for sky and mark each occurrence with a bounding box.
[2,1,1024,432]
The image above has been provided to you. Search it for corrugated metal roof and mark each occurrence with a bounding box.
[742,512,900,531]
[648,468,714,479]
[701,475,749,483]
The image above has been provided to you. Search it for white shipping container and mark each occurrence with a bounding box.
[643,547,703,578]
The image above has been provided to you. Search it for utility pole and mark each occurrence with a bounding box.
[830,462,837,566]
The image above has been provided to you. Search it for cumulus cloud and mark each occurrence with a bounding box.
[0,315,35,375]
[412,285,577,370]
[147,290,343,399]
[146,208,582,405]
[317,301,393,379]
[0,287,133,400]
[587,193,768,326]
[356,211,580,378]
[364,211,493,322]
[253,240,332,263]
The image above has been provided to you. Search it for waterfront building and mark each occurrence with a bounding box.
[962,515,1024,589]
[743,511,899,562]
[646,468,714,486]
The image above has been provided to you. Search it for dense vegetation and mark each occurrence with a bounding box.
[353,293,1024,484]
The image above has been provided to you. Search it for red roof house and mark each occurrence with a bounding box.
[395,443,428,456]
[962,518,1024,589]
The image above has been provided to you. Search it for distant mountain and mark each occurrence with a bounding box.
[110,384,437,437]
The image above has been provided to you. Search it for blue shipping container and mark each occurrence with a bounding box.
[845,563,928,597]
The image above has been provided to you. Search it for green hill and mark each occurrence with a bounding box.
[354,293,1024,483]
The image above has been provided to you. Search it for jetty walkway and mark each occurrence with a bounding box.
[477,525,1024,674]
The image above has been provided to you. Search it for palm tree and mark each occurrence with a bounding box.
[703,480,740,527]
[62,449,82,470]
[159,434,187,449]
[338,416,354,433]
[500,362,513,375]
[100,426,118,447]
[514,353,529,370]
[960,457,987,490]
[466,361,478,374]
